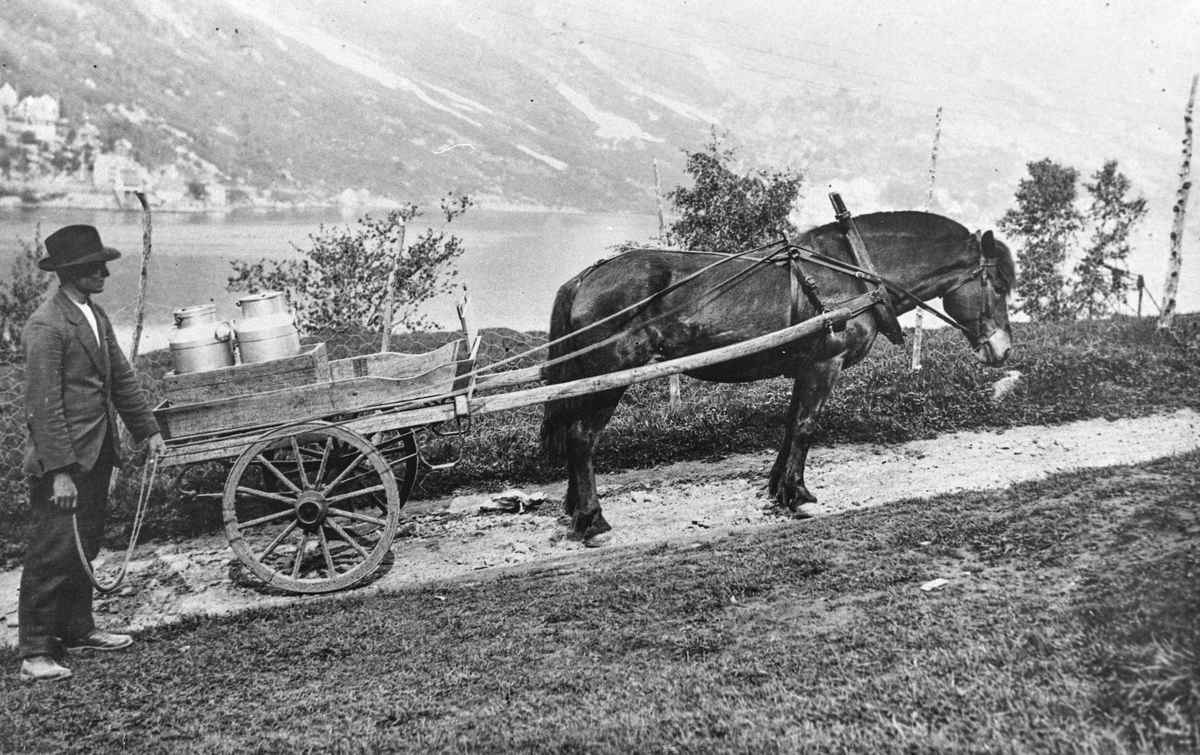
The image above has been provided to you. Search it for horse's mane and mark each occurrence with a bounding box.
[989,238,1016,295]
[802,210,1017,294]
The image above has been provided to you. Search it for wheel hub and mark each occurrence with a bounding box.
[295,490,328,526]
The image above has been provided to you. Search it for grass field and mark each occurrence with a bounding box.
[1,449,1196,753]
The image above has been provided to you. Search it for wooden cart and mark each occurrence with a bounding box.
[154,285,885,595]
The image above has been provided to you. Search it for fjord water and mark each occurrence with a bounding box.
[0,207,659,349]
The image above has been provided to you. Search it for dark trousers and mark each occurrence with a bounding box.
[18,456,114,659]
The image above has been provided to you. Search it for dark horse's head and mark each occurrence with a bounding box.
[940,230,1015,366]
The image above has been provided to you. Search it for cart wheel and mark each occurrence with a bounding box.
[370,428,420,502]
[223,423,401,593]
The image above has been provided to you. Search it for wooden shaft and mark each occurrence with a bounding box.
[469,298,870,417]
[130,192,152,363]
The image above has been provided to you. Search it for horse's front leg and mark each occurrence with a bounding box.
[768,359,843,511]
[562,389,623,540]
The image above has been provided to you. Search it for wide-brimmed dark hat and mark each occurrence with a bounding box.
[38,225,122,271]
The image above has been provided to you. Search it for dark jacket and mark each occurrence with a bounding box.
[22,288,160,477]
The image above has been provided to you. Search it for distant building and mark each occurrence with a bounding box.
[73,119,101,149]
[12,94,60,144]
[93,152,148,192]
[0,83,17,113]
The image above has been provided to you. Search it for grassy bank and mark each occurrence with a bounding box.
[2,450,1196,753]
[1,315,1198,564]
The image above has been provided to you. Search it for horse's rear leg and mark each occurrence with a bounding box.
[769,360,843,511]
[562,388,624,539]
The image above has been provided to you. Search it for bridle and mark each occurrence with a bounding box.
[938,234,1002,348]
[776,234,1001,347]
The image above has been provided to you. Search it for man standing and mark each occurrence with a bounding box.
[18,225,167,683]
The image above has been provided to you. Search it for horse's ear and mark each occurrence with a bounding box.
[969,230,982,257]
[981,230,996,259]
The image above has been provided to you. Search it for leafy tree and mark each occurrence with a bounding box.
[1000,158,1148,320]
[228,194,472,334]
[0,237,53,361]
[1071,161,1148,318]
[664,133,803,252]
[998,159,1084,320]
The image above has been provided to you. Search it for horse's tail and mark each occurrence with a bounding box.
[540,275,588,461]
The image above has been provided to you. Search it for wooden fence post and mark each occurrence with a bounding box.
[130,191,153,364]
[1159,74,1197,329]
[656,158,683,412]
[380,220,406,353]
[911,106,942,372]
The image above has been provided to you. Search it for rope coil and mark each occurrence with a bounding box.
[73,455,159,593]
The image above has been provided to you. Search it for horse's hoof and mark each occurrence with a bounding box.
[786,485,818,508]
[572,510,612,540]
[584,531,614,548]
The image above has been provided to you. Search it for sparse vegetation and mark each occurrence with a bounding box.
[0,234,51,361]
[999,158,1149,320]
[227,195,472,334]
[661,132,803,251]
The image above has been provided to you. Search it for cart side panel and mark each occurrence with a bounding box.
[327,340,459,382]
[154,340,465,440]
[162,343,330,404]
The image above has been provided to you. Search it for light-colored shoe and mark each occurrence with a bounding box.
[65,630,133,652]
[19,656,72,683]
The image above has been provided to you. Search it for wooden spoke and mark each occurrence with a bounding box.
[325,484,388,505]
[323,518,371,559]
[291,529,309,580]
[235,486,296,506]
[256,453,302,494]
[238,507,295,530]
[326,506,388,528]
[317,527,337,577]
[290,436,310,489]
[258,520,299,564]
[320,452,368,497]
[314,436,334,489]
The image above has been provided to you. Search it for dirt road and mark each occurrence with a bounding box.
[3,408,1197,646]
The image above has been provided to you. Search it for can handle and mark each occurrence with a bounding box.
[213,322,233,342]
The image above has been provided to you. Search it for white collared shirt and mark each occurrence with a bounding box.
[70,297,101,346]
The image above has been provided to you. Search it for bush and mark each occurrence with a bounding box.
[0,235,52,361]
[228,194,472,334]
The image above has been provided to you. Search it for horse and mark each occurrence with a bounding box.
[540,210,1015,540]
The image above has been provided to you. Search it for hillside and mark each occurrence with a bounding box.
[0,0,1195,250]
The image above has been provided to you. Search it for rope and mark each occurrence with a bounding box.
[788,246,975,336]
[472,239,793,377]
[73,456,159,593]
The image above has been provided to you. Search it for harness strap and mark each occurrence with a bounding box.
[785,244,975,337]
[475,239,792,376]
[788,252,845,333]
[830,193,905,345]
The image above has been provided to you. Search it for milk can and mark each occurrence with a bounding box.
[234,291,302,363]
[168,303,235,374]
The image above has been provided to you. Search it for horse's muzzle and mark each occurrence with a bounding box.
[975,330,1012,366]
